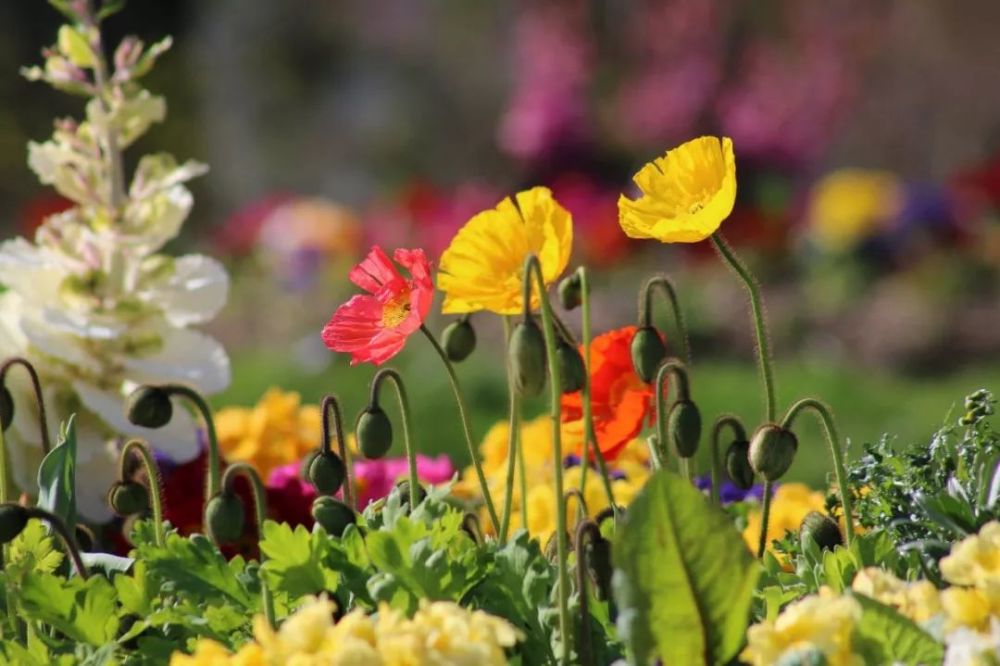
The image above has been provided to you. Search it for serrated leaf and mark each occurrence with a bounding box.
[259,521,336,601]
[7,518,63,575]
[19,572,120,646]
[37,415,77,533]
[850,592,944,665]
[612,470,760,665]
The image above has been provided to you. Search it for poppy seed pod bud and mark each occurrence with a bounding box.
[557,274,583,310]
[442,319,476,363]
[394,480,428,510]
[0,386,13,431]
[587,533,614,601]
[668,400,702,458]
[357,407,393,459]
[125,386,173,429]
[0,504,28,544]
[205,493,245,545]
[724,440,755,490]
[555,341,586,394]
[748,424,798,481]
[107,480,149,517]
[308,451,346,495]
[799,511,843,552]
[300,449,320,481]
[311,496,356,537]
[509,318,547,397]
[630,326,666,383]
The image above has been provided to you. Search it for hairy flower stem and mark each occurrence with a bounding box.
[162,385,223,508]
[654,359,694,480]
[639,275,691,364]
[21,506,88,579]
[575,520,602,666]
[499,316,522,543]
[321,395,355,509]
[709,415,747,505]
[118,439,165,547]
[757,481,774,558]
[710,233,776,423]
[85,11,126,214]
[420,326,500,534]
[220,463,275,629]
[522,254,571,665]
[781,398,855,546]
[0,357,53,454]
[368,369,419,509]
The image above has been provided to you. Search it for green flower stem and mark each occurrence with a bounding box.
[517,428,529,530]
[709,415,747,505]
[653,359,693,476]
[757,481,774,558]
[118,439,165,547]
[22,506,88,579]
[639,275,691,363]
[421,325,500,534]
[220,463,276,629]
[163,385,223,506]
[646,436,664,470]
[1,357,53,453]
[679,457,692,482]
[574,520,601,666]
[321,395,355,509]
[564,488,588,526]
[0,426,7,507]
[499,316,522,543]
[710,233,776,422]
[522,254,571,666]
[780,398,855,547]
[368,369,419,509]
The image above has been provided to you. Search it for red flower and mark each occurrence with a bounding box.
[561,326,657,461]
[321,246,433,365]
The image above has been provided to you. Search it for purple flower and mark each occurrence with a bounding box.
[696,475,771,505]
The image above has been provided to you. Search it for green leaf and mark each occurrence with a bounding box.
[850,592,944,665]
[37,415,77,533]
[612,470,760,665]
[19,572,120,646]
[259,521,336,601]
[7,519,63,576]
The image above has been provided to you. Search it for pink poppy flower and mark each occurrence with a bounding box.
[353,454,456,509]
[321,246,433,365]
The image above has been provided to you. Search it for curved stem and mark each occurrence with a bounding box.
[653,359,693,466]
[220,463,275,628]
[646,436,664,471]
[420,326,500,534]
[781,398,855,547]
[710,233,776,422]
[709,415,747,505]
[462,512,483,545]
[163,385,222,505]
[23,506,87,579]
[369,369,419,509]
[499,316,521,543]
[757,481,774,558]
[1,357,53,454]
[575,520,602,666]
[564,488,588,526]
[321,395,355,509]
[118,439,165,547]
[522,254,571,665]
[639,275,691,364]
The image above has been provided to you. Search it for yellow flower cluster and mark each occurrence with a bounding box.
[215,388,322,480]
[851,567,941,624]
[455,415,650,542]
[938,521,1000,632]
[742,483,826,554]
[171,597,521,666]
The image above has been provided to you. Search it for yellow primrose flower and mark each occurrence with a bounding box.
[941,521,1000,590]
[215,388,322,480]
[741,589,864,666]
[169,639,263,666]
[941,587,993,633]
[806,168,903,253]
[438,186,573,315]
[618,136,737,243]
[851,567,942,624]
[743,483,826,554]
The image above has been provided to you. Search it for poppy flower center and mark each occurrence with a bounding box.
[382,291,412,328]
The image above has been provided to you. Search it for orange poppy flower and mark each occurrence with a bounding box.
[561,325,658,461]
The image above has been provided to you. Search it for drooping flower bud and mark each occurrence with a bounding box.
[107,480,150,517]
[557,273,582,310]
[300,450,320,481]
[204,493,245,545]
[311,496,356,537]
[748,424,798,481]
[356,407,393,459]
[442,319,477,363]
[125,386,173,429]
[724,440,755,490]
[799,511,843,552]
[586,533,613,601]
[668,400,702,458]
[308,451,346,495]
[509,318,547,397]
[555,341,586,394]
[630,326,666,383]
[393,479,428,510]
[0,386,12,431]
[0,504,28,544]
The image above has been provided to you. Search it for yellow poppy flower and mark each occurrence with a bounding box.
[438,186,573,315]
[618,136,737,243]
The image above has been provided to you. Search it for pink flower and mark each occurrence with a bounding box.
[321,246,433,365]
[353,454,455,509]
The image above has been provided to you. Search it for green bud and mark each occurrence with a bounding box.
[557,274,582,310]
[311,496,356,537]
[125,386,173,429]
[442,319,477,363]
[394,479,427,510]
[509,318,547,397]
[799,511,843,552]
[630,326,666,383]
[668,400,702,458]
[555,341,586,394]
[308,451,346,495]
[0,505,28,544]
[748,424,798,481]
[107,481,149,517]
[300,450,320,482]
[586,533,614,601]
[204,493,245,545]
[356,407,393,459]
[724,440,755,490]
[0,386,13,431]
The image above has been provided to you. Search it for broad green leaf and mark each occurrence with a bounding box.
[37,415,77,533]
[19,572,120,646]
[612,470,760,665]
[7,519,63,576]
[259,521,336,601]
[850,592,944,665]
